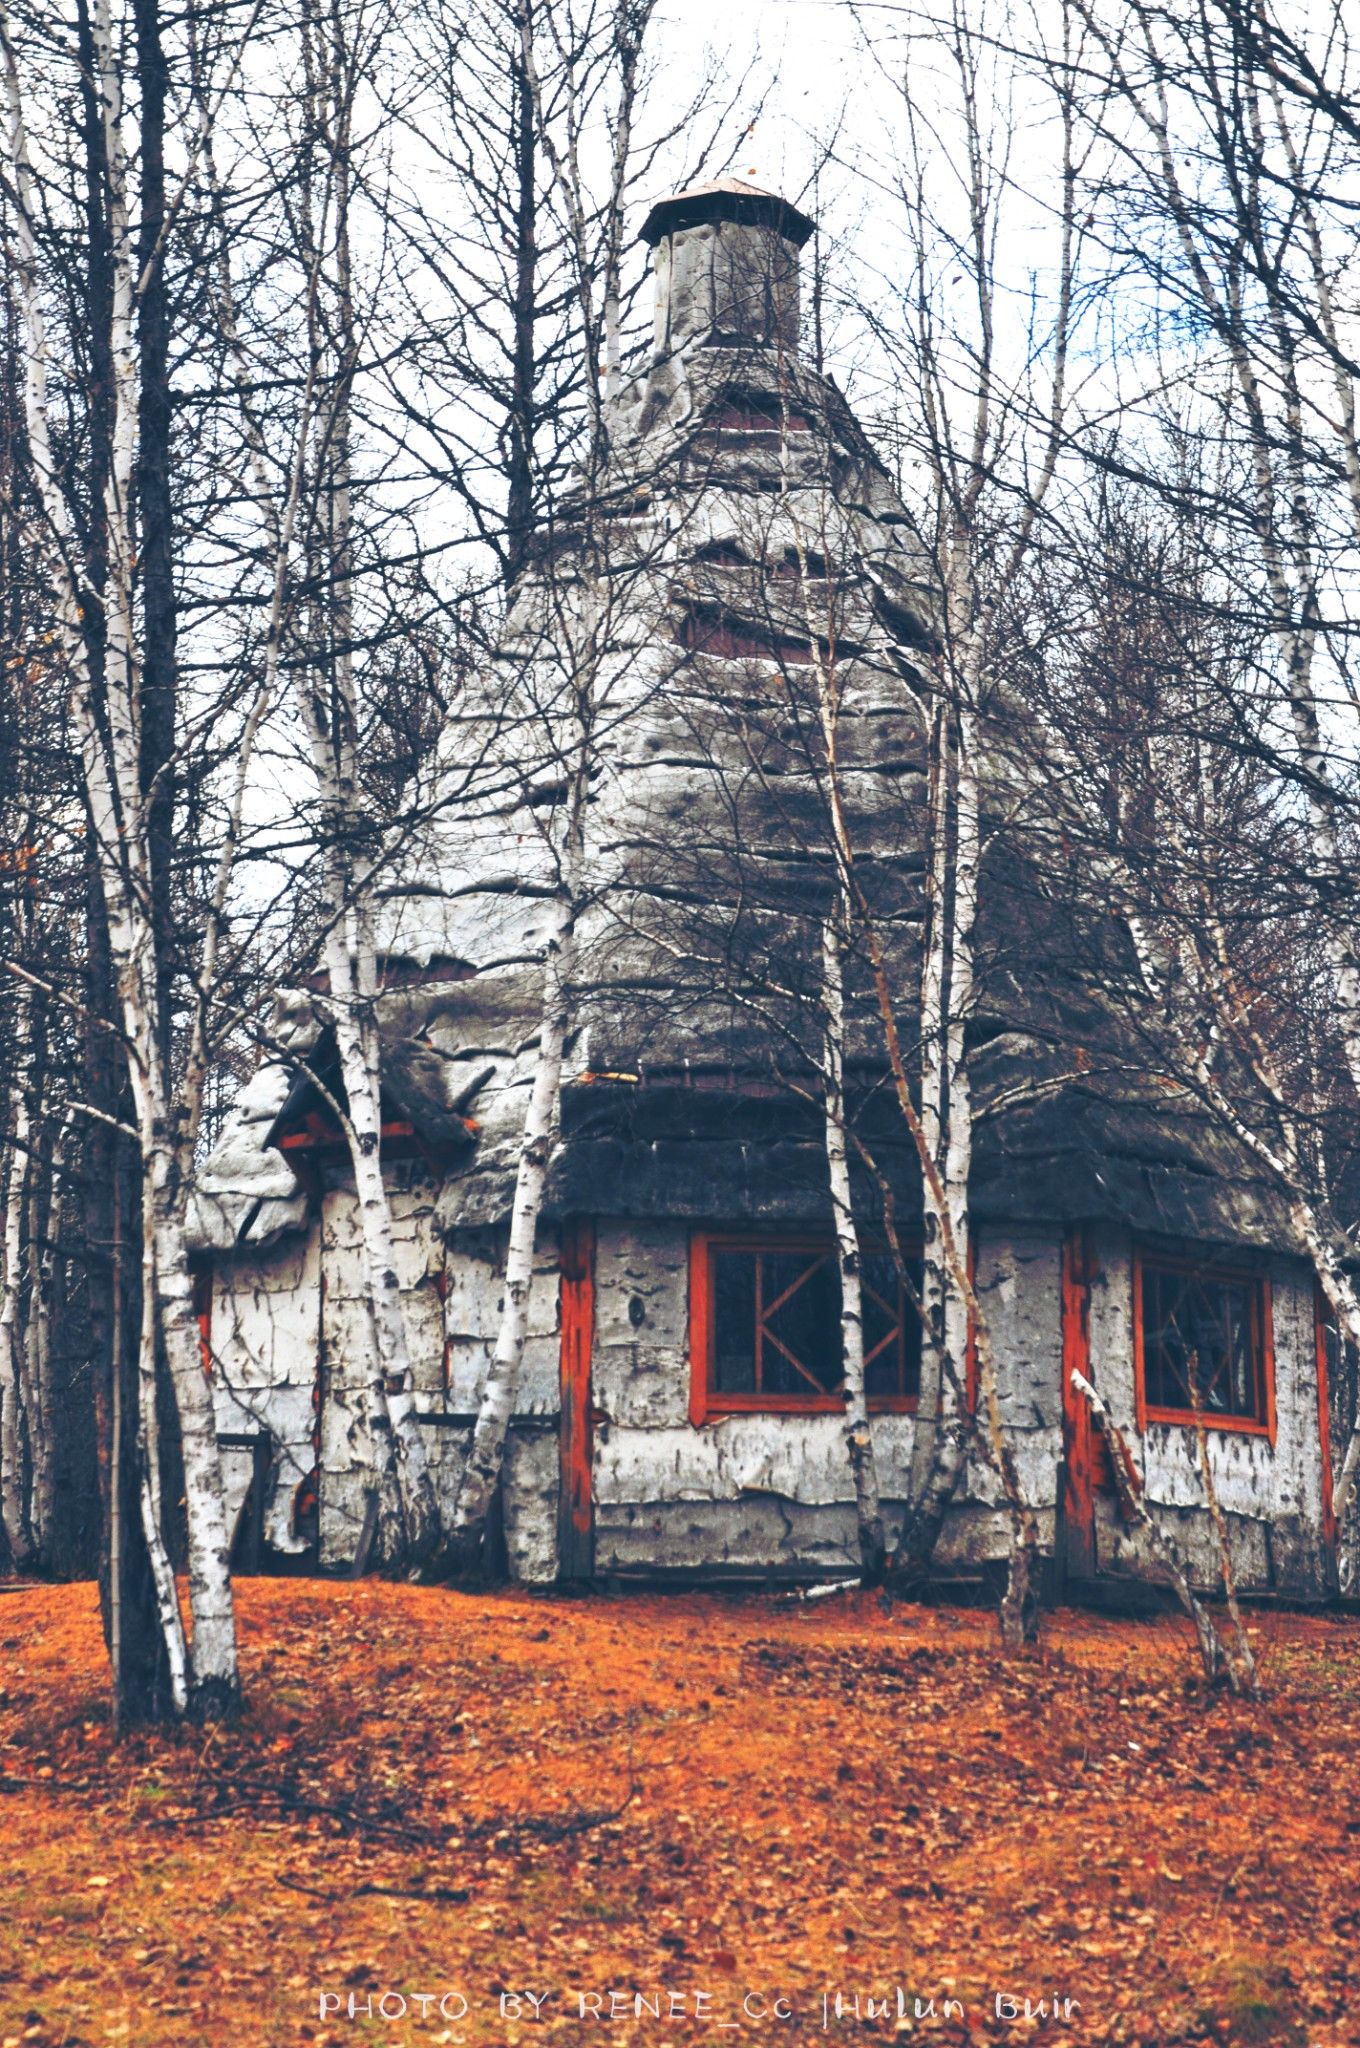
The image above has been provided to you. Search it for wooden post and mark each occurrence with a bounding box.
[558,1220,595,1582]
[1060,1227,1096,1583]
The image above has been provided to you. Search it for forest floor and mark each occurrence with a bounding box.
[1,1581,1358,2048]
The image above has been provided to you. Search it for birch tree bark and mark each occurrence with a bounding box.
[850,0,1079,1615]
[821,909,887,1582]
[0,984,32,1567]
[447,0,658,1569]
[290,0,439,1565]
[137,1185,190,1714]
[1071,1369,1236,1689]
[447,734,586,1566]
[23,1105,63,1560]
[1,0,239,1713]
[903,699,966,1545]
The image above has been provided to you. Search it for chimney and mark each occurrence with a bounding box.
[639,178,815,360]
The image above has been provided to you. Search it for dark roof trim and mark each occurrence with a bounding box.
[640,180,816,250]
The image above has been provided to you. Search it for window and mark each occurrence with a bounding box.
[691,539,749,568]
[1134,1250,1274,1437]
[707,392,812,434]
[689,1233,921,1421]
[771,547,828,581]
[675,608,815,664]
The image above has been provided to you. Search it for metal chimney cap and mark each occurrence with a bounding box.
[639,178,815,250]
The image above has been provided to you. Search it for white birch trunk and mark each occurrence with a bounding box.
[323,963,440,1564]
[821,911,886,1581]
[861,863,1041,1641]
[880,14,1078,1614]
[147,1151,237,1707]
[102,0,236,1710]
[18,1093,53,1563]
[448,615,594,1560]
[2,6,239,1706]
[778,462,891,1566]
[450,878,578,1554]
[902,696,974,1558]
[285,4,440,1566]
[940,690,979,1421]
[0,1002,32,1568]
[908,700,952,1502]
[949,688,1039,1646]
[1070,1368,1236,1690]
[23,1110,63,1559]
[463,0,652,1572]
[1189,1396,1259,1698]
[137,1192,190,1715]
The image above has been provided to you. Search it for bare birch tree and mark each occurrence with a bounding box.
[833,0,1088,1628]
[0,0,248,1713]
[1028,0,1360,1567]
[443,0,665,1568]
[1057,0,1360,1087]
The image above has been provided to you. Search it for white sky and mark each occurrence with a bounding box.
[650,0,863,201]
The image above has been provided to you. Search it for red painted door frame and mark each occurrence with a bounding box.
[558,1220,596,1580]
[1060,1227,1097,1580]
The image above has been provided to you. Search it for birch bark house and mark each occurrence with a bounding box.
[192,181,1340,1599]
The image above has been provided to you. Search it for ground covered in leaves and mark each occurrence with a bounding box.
[1,1582,1358,2047]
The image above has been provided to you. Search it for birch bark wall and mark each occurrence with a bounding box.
[197,1194,1330,1594]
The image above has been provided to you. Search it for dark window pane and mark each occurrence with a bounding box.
[676,610,815,664]
[1142,1268,1181,1408]
[862,1255,897,1400]
[1141,1264,1260,1422]
[1229,1306,1254,1412]
[762,1251,840,1396]
[711,395,813,433]
[705,1238,925,1409]
[862,1253,923,1402]
[711,1249,756,1394]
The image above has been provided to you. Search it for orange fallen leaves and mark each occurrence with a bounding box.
[0,1581,1354,2045]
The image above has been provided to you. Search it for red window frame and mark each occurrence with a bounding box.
[688,1231,920,1424]
[1132,1247,1276,1442]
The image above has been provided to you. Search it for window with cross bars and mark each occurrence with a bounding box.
[1135,1251,1272,1433]
[690,1234,921,1418]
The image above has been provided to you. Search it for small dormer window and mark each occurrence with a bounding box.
[771,547,828,581]
[709,391,812,435]
[692,540,749,568]
[675,608,814,664]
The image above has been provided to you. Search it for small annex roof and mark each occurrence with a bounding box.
[639,177,815,250]
[263,1028,480,1166]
